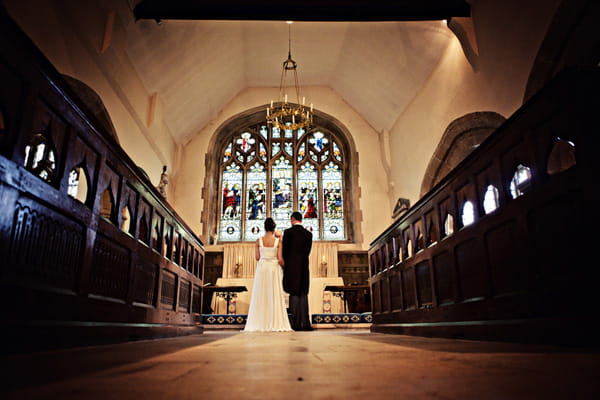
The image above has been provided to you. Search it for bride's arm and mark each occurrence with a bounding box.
[255,239,260,261]
[277,237,285,267]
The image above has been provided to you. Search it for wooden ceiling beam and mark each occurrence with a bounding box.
[133,0,470,22]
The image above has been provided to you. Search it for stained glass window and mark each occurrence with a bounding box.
[298,162,319,239]
[271,157,293,230]
[322,162,344,240]
[245,163,267,241]
[220,163,243,241]
[218,124,348,241]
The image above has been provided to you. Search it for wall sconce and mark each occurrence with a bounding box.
[234,255,242,278]
[320,255,328,277]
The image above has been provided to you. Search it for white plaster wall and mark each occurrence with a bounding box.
[388,0,562,205]
[4,0,177,189]
[172,86,392,250]
[390,0,560,204]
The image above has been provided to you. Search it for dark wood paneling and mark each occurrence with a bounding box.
[368,68,600,344]
[8,198,84,291]
[132,261,158,306]
[389,270,403,311]
[485,220,526,296]
[455,238,487,301]
[160,269,177,309]
[402,267,416,310]
[89,234,131,301]
[432,251,454,304]
[415,261,432,306]
[0,8,205,351]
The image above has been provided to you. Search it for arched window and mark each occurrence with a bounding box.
[509,164,532,199]
[121,205,132,234]
[547,138,576,175]
[24,129,57,183]
[138,212,149,245]
[483,185,500,214]
[152,220,162,253]
[99,188,114,222]
[461,201,475,227]
[217,122,348,242]
[67,165,89,204]
[443,213,454,237]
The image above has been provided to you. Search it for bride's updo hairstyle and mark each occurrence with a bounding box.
[264,217,276,232]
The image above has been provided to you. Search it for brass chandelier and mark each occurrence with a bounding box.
[266,22,313,131]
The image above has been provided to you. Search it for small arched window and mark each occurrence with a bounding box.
[443,213,454,237]
[427,223,438,247]
[121,205,132,234]
[138,212,149,245]
[99,188,114,222]
[152,221,161,252]
[24,130,57,183]
[415,231,424,252]
[163,227,171,259]
[461,201,475,227]
[172,232,180,265]
[67,165,89,204]
[483,185,500,214]
[404,239,413,259]
[509,164,532,199]
[547,138,576,175]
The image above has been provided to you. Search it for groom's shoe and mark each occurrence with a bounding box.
[295,326,314,331]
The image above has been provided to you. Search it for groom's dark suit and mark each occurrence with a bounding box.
[282,223,313,331]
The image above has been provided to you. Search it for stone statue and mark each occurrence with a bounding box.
[157,165,168,199]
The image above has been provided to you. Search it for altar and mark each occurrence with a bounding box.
[210,242,346,315]
[211,276,345,315]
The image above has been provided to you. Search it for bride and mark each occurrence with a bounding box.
[243,218,292,332]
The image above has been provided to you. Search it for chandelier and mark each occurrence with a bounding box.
[266,22,313,131]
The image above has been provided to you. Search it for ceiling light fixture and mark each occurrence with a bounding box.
[266,21,312,131]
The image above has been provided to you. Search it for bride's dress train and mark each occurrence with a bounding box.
[243,237,292,332]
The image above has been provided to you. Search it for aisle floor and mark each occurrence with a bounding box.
[2,329,599,399]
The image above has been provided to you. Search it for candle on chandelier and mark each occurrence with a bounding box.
[302,96,305,106]
[292,114,295,124]
[267,107,269,116]
[270,100,273,108]
[310,103,313,112]
[284,94,288,103]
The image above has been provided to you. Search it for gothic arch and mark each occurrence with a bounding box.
[202,104,361,245]
[61,75,119,144]
[421,112,506,197]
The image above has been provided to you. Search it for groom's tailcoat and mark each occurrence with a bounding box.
[282,224,313,295]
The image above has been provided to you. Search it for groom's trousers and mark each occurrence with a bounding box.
[288,294,313,331]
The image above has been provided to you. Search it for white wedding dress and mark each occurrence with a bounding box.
[243,237,292,332]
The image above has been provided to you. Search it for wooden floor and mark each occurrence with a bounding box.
[2,330,599,399]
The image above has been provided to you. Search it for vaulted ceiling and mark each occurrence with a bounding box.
[120,1,469,143]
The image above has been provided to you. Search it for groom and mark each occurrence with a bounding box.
[282,211,313,331]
